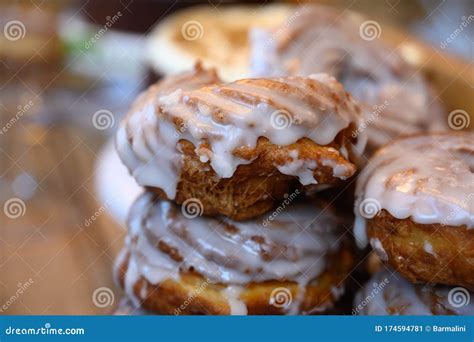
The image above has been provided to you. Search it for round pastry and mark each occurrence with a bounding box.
[354,270,474,315]
[354,132,474,290]
[116,65,366,220]
[146,4,293,82]
[250,4,447,152]
[115,192,353,315]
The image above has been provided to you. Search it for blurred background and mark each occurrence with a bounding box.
[0,0,472,314]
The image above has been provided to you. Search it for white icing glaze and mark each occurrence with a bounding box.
[369,238,388,262]
[116,66,220,199]
[276,150,318,185]
[117,66,365,199]
[121,192,342,313]
[114,297,150,316]
[355,270,474,315]
[354,133,474,247]
[250,4,446,150]
[423,241,436,257]
[221,286,248,315]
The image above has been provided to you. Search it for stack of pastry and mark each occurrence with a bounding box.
[111,3,473,316]
[113,63,368,315]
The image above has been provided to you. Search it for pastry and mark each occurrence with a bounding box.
[250,4,447,152]
[146,4,293,82]
[116,65,366,220]
[115,192,353,315]
[354,132,474,290]
[354,270,474,315]
[114,297,150,316]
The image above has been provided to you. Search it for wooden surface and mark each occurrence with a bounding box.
[0,118,125,314]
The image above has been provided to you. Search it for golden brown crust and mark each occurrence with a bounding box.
[117,247,353,315]
[151,127,358,221]
[367,210,474,291]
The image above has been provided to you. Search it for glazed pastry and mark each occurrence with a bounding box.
[116,65,366,220]
[251,4,447,152]
[354,270,474,315]
[146,4,293,82]
[115,192,353,315]
[114,297,150,316]
[354,132,474,290]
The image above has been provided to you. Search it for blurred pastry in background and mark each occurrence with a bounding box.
[250,4,448,153]
[146,4,293,82]
[116,65,366,220]
[115,192,353,315]
[354,270,474,315]
[0,3,63,86]
[354,132,474,290]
